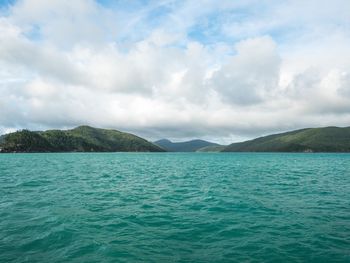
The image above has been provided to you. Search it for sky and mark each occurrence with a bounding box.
[0,0,350,143]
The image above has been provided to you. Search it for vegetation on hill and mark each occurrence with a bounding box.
[222,127,350,152]
[154,139,220,152]
[0,126,165,153]
[2,126,349,153]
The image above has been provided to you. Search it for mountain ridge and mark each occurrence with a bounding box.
[1,126,350,153]
[222,126,350,152]
[0,126,164,153]
[154,139,220,152]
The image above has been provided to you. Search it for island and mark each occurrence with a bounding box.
[1,126,350,153]
[0,126,164,153]
[223,126,350,152]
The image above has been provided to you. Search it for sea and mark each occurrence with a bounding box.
[0,153,349,262]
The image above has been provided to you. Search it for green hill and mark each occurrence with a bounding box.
[154,139,220,152]
[0,126,165,153]
[223,126,350,152]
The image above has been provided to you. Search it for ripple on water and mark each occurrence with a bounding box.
[0,153,350,262]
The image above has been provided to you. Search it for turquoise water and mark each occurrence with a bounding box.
[0,153,350,262]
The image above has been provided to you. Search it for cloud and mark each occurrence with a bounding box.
[210,36,280,105]
[9,0,117,47]
[1,0,350,143]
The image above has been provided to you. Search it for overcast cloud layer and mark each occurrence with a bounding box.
[1,0,350,143]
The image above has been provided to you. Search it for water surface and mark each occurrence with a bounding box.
[0,153,350,262]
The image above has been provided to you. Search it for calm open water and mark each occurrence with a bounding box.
[0,153,350,262]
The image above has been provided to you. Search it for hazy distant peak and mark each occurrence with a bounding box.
[154,138,220,152]
[154,139,172,144]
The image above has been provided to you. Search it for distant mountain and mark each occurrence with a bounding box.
[223,126,350,152]
[0,126,164,153]
[154,139,220,152]
[196,145,227,152]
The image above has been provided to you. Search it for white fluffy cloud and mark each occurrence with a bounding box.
[211,36,281,105]
[1,0,350,143]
